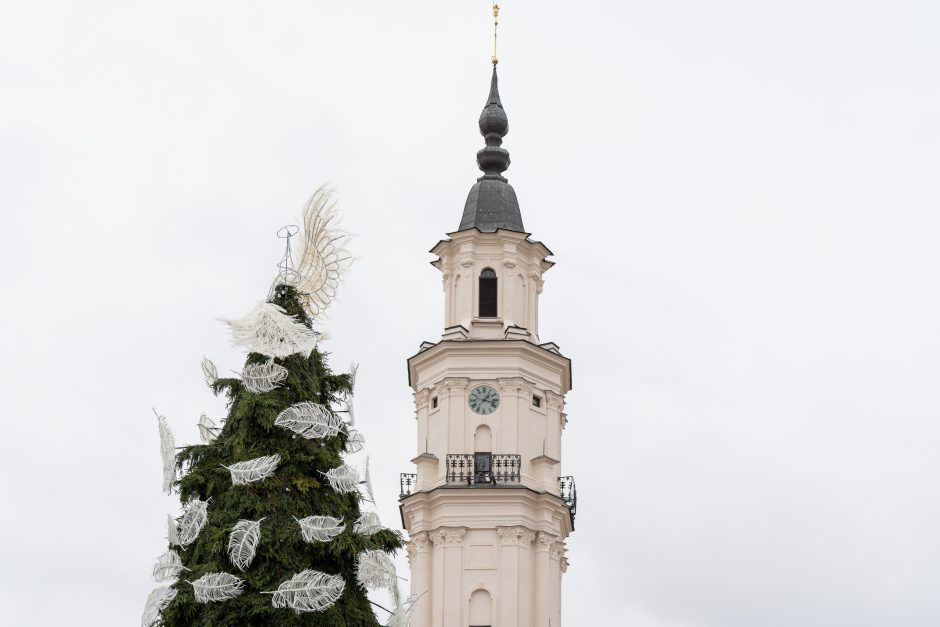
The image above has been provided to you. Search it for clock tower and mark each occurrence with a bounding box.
[399,66,576,627]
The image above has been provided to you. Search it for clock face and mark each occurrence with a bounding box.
[468,385,500,415]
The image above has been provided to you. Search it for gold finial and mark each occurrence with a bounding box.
[492,3,500,65]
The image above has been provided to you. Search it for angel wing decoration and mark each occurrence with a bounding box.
[153,409,175,495]
[166,514,180,546]
[355,550,399,591]
[296,515,346,543]
[197,413,218,444]
[274,186,352,318]
[224,302,317,358]
[225,454,281,485]
[321,464,360,494]
[227,518,265,571]
[353,512,382,536]
[201,356,218,387]
[178,499,209,547]
[141,586,177,627]
[360,456,375,504]
[275,402,345,439]
[152,549,187,583]
[344,429,365,454]
[240,359,288,394]
[387,593,426,627]
[269,570,345,613]
[190,572,245,603]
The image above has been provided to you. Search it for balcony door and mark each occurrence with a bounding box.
[474,425,492,485]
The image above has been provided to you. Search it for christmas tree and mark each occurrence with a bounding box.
[143,189,414,627]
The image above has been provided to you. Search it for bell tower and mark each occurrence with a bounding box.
[399,62,576,627]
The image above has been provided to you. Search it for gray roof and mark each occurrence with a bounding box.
[458,67,525,234]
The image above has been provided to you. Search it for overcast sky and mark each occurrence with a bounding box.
[1,1,939,625]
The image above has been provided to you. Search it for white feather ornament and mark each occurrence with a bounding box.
[201,356,218,387]
[355,550,399,591]
[343,362,358,425]
[269,569,345,613]
[240,359,288,394]
[152,549,187,583]
[344,429,365,454]
[274,402,345,439]
[154,409,175,495]
[197,413,218,444]
[225,454,281,485]
[296,515,346,543]
[178,499,209,547]
[227,518,265,571]
[282,186,352,318]
[190,572,245,603]
[321,464,360,494]
[166,514,180,546]
[386,593,425,627]
[224,302,317,358]
[353,512,383,536]
[141,585,177,627]
[360,456,375,504]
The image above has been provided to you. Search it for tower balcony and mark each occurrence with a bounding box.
[444,453,521,486]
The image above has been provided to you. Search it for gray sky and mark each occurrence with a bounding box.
[1,1,939,625]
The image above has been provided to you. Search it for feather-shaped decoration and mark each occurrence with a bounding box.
[355,550,399,591]
[166,514,180,546]
[240,359,288,394]
[190,572,245,603]
[282,186,352,318]
[178,499,209,547]
[343,362,358,425]
[197,413,218,444]
[224,302,317,358]
[227,518,265,571]
[360,456,375,504]
[275,402,345,440]
[141,586,177,627]
[153,409,175,495]
[225,454,281,485]
[344,429,365,454]
[269,569,345,613]
[152,549,187,583]
[353,512,383,536]
[296,515,346,543]
[321,464,360,494]
[201,356,218,387]
[386,593,426,627]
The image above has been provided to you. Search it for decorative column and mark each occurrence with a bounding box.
[545,391,566,466]
[407,532,432,627]
[534,531,556,627]
[497,526,535,626]
[550,539,566,626]
[442,378,470,454]
[497,377,531,459]
[431,527,467,627]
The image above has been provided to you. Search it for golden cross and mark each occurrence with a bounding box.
[492,2,500,65]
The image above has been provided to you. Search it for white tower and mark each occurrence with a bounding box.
[400,66,576,627]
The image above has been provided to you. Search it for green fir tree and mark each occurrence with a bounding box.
[157,284,402,626]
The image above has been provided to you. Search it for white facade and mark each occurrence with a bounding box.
[401,228,575,627]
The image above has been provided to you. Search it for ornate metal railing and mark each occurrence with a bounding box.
[558,476,577,517]
[400,473,417,498]
[445,453,521,485]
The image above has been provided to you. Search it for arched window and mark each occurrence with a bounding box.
[469,589,492,627]
[478,268,498,318]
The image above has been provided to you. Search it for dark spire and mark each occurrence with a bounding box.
[458,67,525,233]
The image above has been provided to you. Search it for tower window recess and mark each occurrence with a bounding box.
[532,395,542,408]
[479,268,498,318]
[431,396,438,409]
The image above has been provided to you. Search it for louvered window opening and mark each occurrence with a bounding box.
[478,268,498,318]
